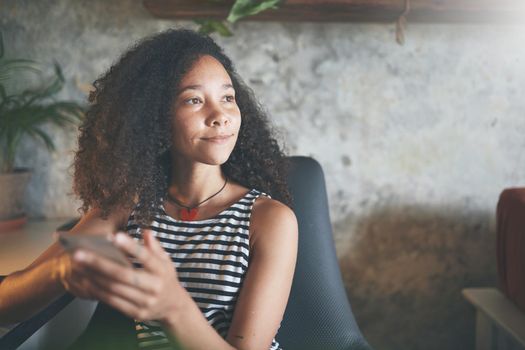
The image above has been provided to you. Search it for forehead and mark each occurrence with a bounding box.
[180,55,231,84]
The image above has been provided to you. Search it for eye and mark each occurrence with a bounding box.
[225,95,236,103]
[185,97,202,105]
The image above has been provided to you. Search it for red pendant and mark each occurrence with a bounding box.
[180,208,198,221]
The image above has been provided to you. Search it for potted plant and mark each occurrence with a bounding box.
[0,31,85,232]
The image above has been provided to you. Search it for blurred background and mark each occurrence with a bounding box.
[1,1,524,349]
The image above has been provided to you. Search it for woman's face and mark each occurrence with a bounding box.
[170,55,241,166]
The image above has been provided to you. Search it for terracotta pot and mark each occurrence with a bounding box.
[0,168,31,232]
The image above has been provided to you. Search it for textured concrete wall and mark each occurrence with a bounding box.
[2,1,525,349]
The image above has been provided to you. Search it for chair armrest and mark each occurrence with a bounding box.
[0,293,75,350]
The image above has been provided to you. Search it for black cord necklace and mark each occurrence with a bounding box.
[165,178,228,221]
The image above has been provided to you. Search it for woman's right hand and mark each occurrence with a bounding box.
[53,253,96,300]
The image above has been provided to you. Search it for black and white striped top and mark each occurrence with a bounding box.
[125,188,282,350]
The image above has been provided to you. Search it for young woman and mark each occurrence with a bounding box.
[0,29,298,350]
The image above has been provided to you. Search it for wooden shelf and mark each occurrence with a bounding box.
[143,0,525,23]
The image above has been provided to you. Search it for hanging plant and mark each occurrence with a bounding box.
[195,0,283,36]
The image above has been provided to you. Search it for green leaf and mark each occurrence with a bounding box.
[19,67,65,108]
[0,59,40,82]
[27,127,56,152]
[194,19,233,37]
[227,0,282,23]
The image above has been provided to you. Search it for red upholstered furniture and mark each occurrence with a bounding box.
[497,188,525,313]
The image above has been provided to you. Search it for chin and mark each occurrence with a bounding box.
[194,142,236,165]
[197,152,233,166]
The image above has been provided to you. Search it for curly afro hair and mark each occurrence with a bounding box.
[72,28,292,227]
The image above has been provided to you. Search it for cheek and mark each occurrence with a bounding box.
[232,118,242,146]
[233,111,242,130]
[171,119,200,149]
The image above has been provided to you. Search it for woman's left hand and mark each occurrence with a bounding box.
[72,229,182,322]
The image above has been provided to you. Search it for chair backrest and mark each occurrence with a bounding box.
[279,156,372,350]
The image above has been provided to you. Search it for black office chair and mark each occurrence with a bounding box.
[0,156,372,350]
[278,156,371,350]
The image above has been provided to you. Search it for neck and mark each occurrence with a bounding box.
[167,159,227,207]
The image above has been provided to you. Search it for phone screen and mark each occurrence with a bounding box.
[56,232,132,267]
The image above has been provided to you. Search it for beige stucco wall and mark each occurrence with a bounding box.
[2,1,525,349]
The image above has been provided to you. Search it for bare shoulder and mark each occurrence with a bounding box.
[249,195,298,252]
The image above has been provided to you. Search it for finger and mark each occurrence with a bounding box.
[86,283,147,321]
[75,251,158,294]
[87,270,154,308]
[70,255,138,300]
[113,232,159,271]
[67,261,96,299]
[89,264,158,295]
[69,277,95,300]
[73,249,148,291]
[73,249,125,279]
[143,229,170,260]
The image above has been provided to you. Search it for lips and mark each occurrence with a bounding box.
[201,134,233,143]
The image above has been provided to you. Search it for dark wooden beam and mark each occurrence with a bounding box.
[409,0,525,22]
[143,0,525,23]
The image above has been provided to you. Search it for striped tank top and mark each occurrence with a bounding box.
[125,188,283,350]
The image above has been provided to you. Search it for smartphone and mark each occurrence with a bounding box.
[56,231,132,267]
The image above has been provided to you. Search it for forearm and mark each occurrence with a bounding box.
[161,287,236,350]
[0,257,64,325]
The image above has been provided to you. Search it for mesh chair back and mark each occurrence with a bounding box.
[278,156,372,350]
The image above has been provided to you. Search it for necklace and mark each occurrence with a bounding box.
[165,178,228,221]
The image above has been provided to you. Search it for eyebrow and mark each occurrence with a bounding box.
[177,83,234,96]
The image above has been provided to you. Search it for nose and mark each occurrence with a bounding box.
[207,106,229,127]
